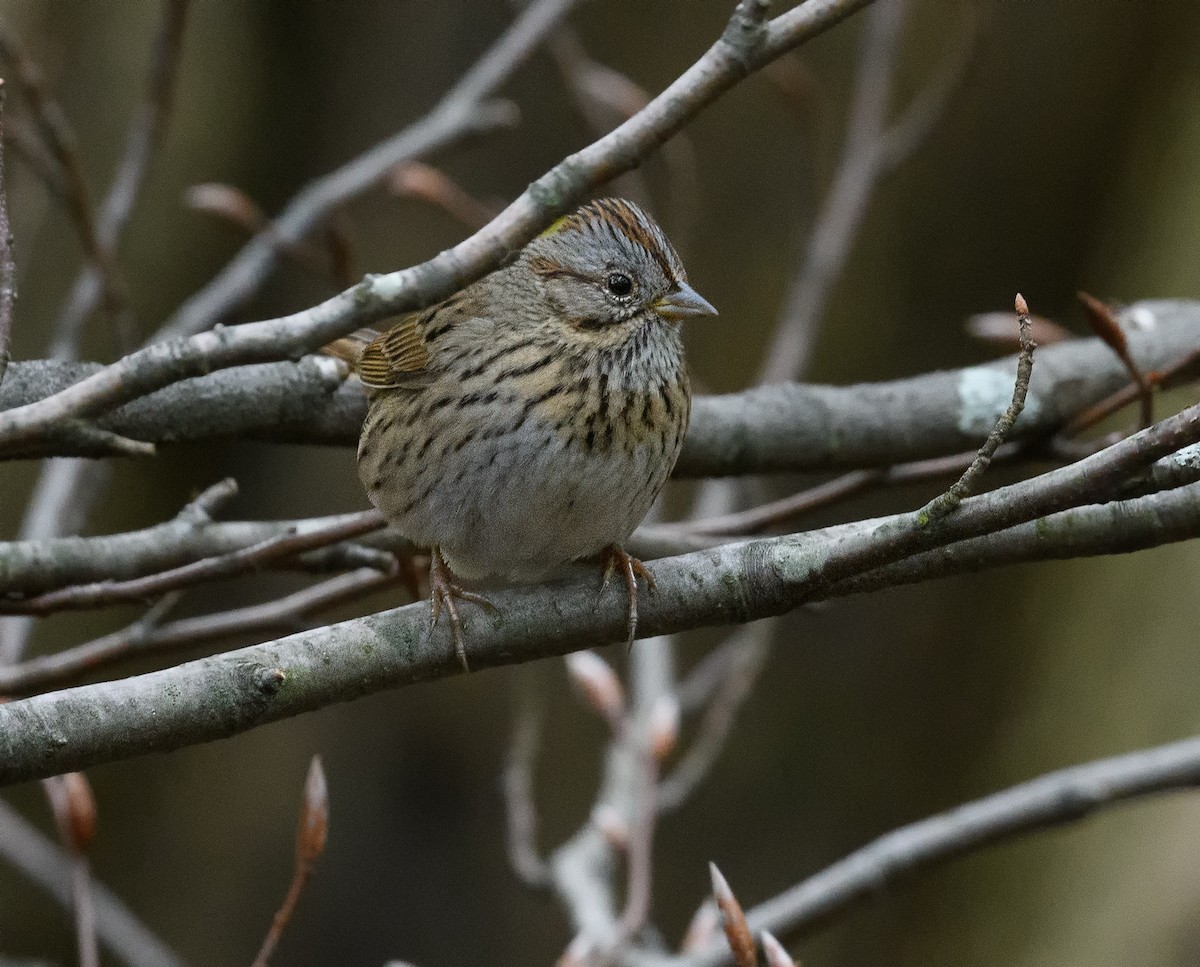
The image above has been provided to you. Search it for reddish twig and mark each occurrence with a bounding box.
[388,162,501,230]
[43,772,100,967]
[1078,290,1154,429]
[1064,345,1200,437]
[709,863,756,967]
[186,182,352,286]
[251,756,328,967]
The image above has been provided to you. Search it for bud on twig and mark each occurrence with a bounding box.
[251,755,330,967]
[591,803,630,850]
[556,932,593,967]
[44,772,97,855]
[680,898,721,953]
[761,930,797,967]
[566,650,625,727]
[296,755,329,865]
[710,861,756,967]
[62,772,97,853]
[648,694,680,761]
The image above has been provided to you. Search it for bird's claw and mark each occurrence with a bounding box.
[598,544,656,651]
[428,549,495,673]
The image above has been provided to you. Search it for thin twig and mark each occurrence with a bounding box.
[0,795,184,967]
[0,19,131,344]
[0,568,397,696]
[251,756,328,967]
[185,182,354,286]
[502,679,552,890]
[0,509,386,615]
[156,0,582,343]
[758,0,909,383]
[387,163,502,230]
[657,624,772,814]
[920,294,1036,521]
[676,442,1032,539]
[1064,344,1200,437]
[50,0,191,357]
[43,773,100,967]
[875,0,979,172]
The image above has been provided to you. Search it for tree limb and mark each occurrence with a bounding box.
[5,422,1200,783]
[2,300,1197,466]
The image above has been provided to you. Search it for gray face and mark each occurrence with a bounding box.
[521,198,687,330]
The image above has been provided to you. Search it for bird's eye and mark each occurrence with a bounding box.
[606,273,633,297]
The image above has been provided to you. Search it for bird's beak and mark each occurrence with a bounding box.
[653,282,718,321]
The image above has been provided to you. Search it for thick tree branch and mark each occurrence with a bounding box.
[5,412,1200,783]
[1,300,1197,466]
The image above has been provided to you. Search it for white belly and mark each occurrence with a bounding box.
[373,414,672,580]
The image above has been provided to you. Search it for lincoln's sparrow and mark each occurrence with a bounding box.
[331,198,716,669]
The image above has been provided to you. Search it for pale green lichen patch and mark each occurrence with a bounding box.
[1171,441,1200,470]
[957,365,1042,437]
[769,538,828,585]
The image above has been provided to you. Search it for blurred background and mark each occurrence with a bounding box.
[3,1,1200,964]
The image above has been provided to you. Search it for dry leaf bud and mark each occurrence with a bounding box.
[591,803,630,850]
[1077,290,1127,354]
[184,182,266,234]
[62,772,97,853]
[761,930,797,967]
[649,694,680,761]
[556,932,593,967]
[565,650,625,724]
[296,755,329,865]
[710,862,756,967]
[680,898,721,953]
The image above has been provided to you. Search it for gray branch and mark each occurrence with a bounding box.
[4,454,1200,785]
[1,300,1197,469]
[629,730,1200,966]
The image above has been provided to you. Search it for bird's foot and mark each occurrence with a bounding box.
[428,548,497,673]
[599,544,657,650]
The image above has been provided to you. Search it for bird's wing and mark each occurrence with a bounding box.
[358,313,433,389]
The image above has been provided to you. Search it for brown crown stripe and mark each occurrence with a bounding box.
[562,198,681,283]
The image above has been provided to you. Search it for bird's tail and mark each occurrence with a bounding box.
[320,328,380,371]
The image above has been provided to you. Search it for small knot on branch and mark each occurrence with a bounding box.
[252,665,287,695]
[722,0,772,69]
